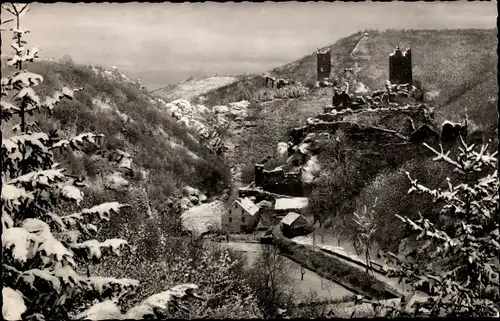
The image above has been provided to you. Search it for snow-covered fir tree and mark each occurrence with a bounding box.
[1,4,200,320]
[376,137,499,317]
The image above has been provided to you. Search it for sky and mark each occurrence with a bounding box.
[2,1,497,90]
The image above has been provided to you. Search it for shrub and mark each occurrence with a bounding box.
[354,158,449,252]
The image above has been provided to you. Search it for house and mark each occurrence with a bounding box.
[274,197,309,218]
[280,212,313,238]
[221,197,260,233]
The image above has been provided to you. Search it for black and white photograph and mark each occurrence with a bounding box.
[1,1,499,319]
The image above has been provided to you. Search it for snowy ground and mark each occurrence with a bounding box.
[180,200,226,234]
[291,234,409,295]
[215,242,354,301]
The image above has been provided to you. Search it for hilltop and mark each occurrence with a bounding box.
[271,28,497,128]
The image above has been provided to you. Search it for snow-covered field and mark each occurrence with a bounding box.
[180,200,226,234]
[291,235,409,295]
[215,242,354,301]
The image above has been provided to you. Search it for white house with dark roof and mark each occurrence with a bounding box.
[221,197,260,233]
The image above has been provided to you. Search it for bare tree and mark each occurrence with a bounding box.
[353,198,378,276]
[247,243,293,319]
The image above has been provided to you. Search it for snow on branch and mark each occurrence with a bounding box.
[74,300,123,320]
[71,238,130,261]
[2,287,27,321]
[123,284,201,319]
[1,100,20,122]
[10,169,66,188]
[86,276,139,296]
[7,47,40,66]
[2,227,42,262]
[5,70,43,89]
[39,87,83,111]
[62,202,128,226]
[50,132,104,151]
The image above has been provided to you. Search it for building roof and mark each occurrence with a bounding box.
[275,197,308,211]
[235,197,259,216]
[257,200,273,208]
[281,212,303,226]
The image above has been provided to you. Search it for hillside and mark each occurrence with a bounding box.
[1,59,232,218]
[194,28,497,180]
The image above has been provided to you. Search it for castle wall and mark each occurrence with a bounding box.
[254,165,303,197]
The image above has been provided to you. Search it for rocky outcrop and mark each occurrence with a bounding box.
[331,82,423,111]
[180,185,208,210]
[155,98,225,154]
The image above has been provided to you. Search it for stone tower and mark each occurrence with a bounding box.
[254,164,265,187]
[389,46,412,84]
[316,48,332,81]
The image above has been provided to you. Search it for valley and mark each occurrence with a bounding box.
[167,27,498,316]
[2,2,498,318]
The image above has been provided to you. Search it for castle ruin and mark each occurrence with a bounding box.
[317,48,332,81]
[254,164,303,196]
[389,46,412,84]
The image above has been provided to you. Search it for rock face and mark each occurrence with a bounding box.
[104,171,129,191]
[154,96,255,158]
[272,102,441,197]
[212,100,251,124]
